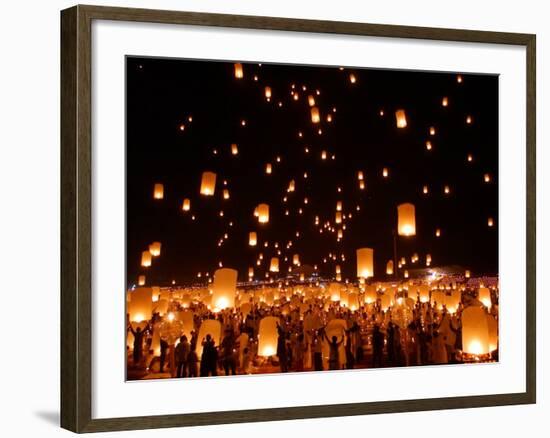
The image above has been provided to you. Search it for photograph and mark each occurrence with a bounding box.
[125,57,499,381]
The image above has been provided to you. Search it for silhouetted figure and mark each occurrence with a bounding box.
[372,324,384,368]
[325,333,344,370]
[175,335,190,377]
[276,323,288,372]
[128,323,149,365]
[159,339,169,373]
[221,330,237,376]
[187,346,198,377]
[312,332,324,371]
[200,334,218,377]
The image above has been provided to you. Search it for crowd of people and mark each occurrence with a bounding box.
[127,282,499,379]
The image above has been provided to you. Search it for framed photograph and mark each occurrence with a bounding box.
[60,4,536,433]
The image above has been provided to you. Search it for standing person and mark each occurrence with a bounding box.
[200,334,218,377]
[294,333,305,372]
[276,323,288,373]
[175,335,190,378]
[241,347,251,374]
[312,332,323,371]
[372,324,385,368]
[128,323,149,366]
[387,322,395,365]
[159,338,169,373]
[187,346,199,378]
[221,329,237,376]
[325,332,344,370]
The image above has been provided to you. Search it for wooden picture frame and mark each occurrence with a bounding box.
[61,4,536,433]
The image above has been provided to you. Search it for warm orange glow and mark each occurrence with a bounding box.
[249,232,257,246]
[386,260,394,275]
[397,203,416,237]
[311,107,320,123]
[141,251,152,267]
[231,143,239,155]
[200,171,217,196]
[234,63,243,79]
[153,183,164,200]
[269,257,279,272]
[182,198,191,211]
[149,241,161,257]
[356,248,374,279]
[395,109,407,128]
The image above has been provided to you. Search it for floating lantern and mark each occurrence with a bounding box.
[182,198,191,211]
[308,95,315,107]
[395,109,407,128]
[258,316,279,357]
[426,141,433,151]
[321,150,327,160]
[466,115,473,124]
[357,171,364,181]
[444,185,451,195]
[264,86,272,99]
[442,97,449,107]
[356,248,374,279]
[293,254,300,266]
[386,260,394,275]
[348,292,359,311]
[467,153,473,162]
[149,242,161,257]
[329,282,341,302]
[288,179,295,192]
[465,270,471,278]
[426,254,432,266]
[478,287,492,309]
[212,268,237,311]
[380,294,392,312]
[435,228,441,237]
[423,185,429,194]
[200,171,216,196]
[257,204,269,223]
[359,180,365,190]
[484,173,491,183]
[349,73,356,84]
[429,126,436,136]
[223,189,230,200]
[404,270,409,278]
[457,74,463,83]
[265,163,272,174]
[335,211,342,224]
[249,232,257,246]
[462,306,490,355]
[382,167,389,178]
[248,267,254,279]
[231,143,239,155]
[364,285,377,304]
[234,62,243,79]
[431,290,446,310]
[197,319,222,359]
[153,183,164,200]
[336,201,343,211]
[128,287,153,323]
[335,265,341,274]
[418,285,430,303]
[141,251,152,268]
[138,275,145,286]
[269,257,279,272]
[397,203,416,236]
[446,290,462,314]
[311,107,320,124]
[488,217,494,227]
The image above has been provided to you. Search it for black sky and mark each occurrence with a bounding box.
[126,57,498,287]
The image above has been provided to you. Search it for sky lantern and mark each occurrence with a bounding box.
[264,86,272,99]
[484,173,491,183]
[293,254,300,266]
[265,163,272,175]
[356,248,374,279]
[329,282,341,302]
[444,185,451,195]
[223,189,230,200]
[364,285,377,304]
[429,126,436,136]
[423,185,429,194]
[435,228,441,237]
[249,232,257,246]
[248,267,254,280]
[231,143,239,155]
[197,319,222,359]
[200,171,216,196]
[349,73,356,84]
[488,217,494,227]
[269,257,279,272]
[234,62,243,79]
[431,290,446,310]
[287,179,295,192]
[257,203,269,223]
[149,242,161,257]
[335,211,342,224]
[357,171,364,181]
[418,285,430,303]
[425,141,433,151]
[321,150,327,160]
[153,183,164,200]
[426,254,432,266]
[308,95,315,107]
[182,198,191,211]
[258,316,279,356]
[466,115,473,124]
[141,250,152,267]
[382,167,389,178]
[380,294,392,312]
[359,180,365,190]
[311,107,321,124]
[478,287,492,309]
[462,306,490,355]
[138,275,146,286]
[212,268,237,311]
[128,287,153,323]
[397,203,416,236]
[336,201,343,211]
[386,260,394,275]
[395,109,407,128]
[442,96,449,107]
[446,290,462,314]
[335,264,341,275]
[457,74,463,83]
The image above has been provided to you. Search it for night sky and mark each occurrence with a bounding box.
[126,57,498,287]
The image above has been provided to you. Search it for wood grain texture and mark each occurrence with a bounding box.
[60,4,536,433]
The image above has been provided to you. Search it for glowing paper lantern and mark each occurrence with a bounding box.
[128,287,153,323]
[249,232,257,246]
[138,275,146,286]
[248,267,254,279]
[356,248,374,279]
[385,260,394,275]
[257,204,269,223]
[264,86,272,99]
[258,316,279,357]
[418,285,430,303]
[462,306,490,355]
[212,268,237,311]
[308,95,315,107]
[141,251,152,268]
[293,254,300,266]
[196,319,222,359]
[395,109,407,128]
[336,201,343,211]
[382,167,389,178]
[266,163,272,174]
[380,294,392,311]
[431,290,446,310]
[446,290,462,314]
[442,96,449,107]
[364,285,377,304]
[311,107,320,123]
[149,241,161,257]
[478,287,492,309]
[234,62,243,79]
[335,212,342,224]
[200,171,216,196]
[397,203,416,236]
[488,217,494,227]
[153,183,164,200]
[223,189,230,200]
[487,314,498,352]
[288,180,295,192]
[231,143,239,155]
[182,198,191,211]
[270,257,279,272]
